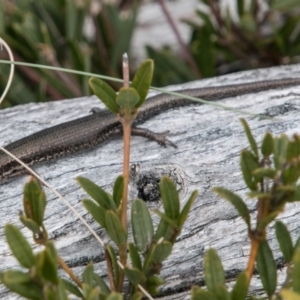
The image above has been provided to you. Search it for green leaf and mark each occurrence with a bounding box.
[112,175,124,208]
[61,278,83,297]
[106,292,123,300]
[257,211,280,231]
[143,245,155,270]
[131,59,154,107]
[146,275,165,296]
[83,263,94,286]
[286,185,300,202]
[213,187,250,227]
[292,247,300,293]
[116,87,140,111]
[257,240,277,297]
[237,0,244,16]
[261,132,274,157]
[131,199,154,252]
[109,4,138,69]
[0,277,43,300]
[89,77,118,113]
[187,20,215,77]
[46,241,57,262]
[280,289,300,300]
[23,179,46,226]
[282,164,300,185]
[106,244,120,289]
[153,209,178,228]
[128,243,142,270]
[151,241,173,264]
[160,176,180,220]
[5,224,35,268]
[82,282,92,299]
[0,270,31,284]
[273,135,289,169]
[240,150,259,191]
[204,248,225,292]
[191,285,219,300]
[247,191,271,199]
[154,218,175,243]
[105,211,127,246]
[215,285,231,300]
[231,272,248,300]
[82,199,106,229]
[124,266,142,285]
[275,221,293,263]
[66,0,83,40]
[76,176,116,210]
[252,168,276,181]
[93,273,110,295]
[55,279,69,300]
[130,291,143,300]
[286,138,300,161]
[147,275,164,288]
[39,245,58,284]
[178,190,198,228]
[19,216,41,234]
[82,282,100,300]
[240,118,258,158]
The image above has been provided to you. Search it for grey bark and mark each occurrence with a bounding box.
[1,64,300,299]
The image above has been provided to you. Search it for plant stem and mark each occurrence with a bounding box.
[246,196,267,283]
[157,0,201,77]
[58,256,82,288]
[121,120,131,230]
[246,236,260,282]
[118,53,131,291]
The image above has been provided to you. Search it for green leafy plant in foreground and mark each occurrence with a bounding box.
[0,175,197,299]
[0,58,198,299]
[192,119,300,299]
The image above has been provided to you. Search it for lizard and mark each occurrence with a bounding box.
[1,77,300,181]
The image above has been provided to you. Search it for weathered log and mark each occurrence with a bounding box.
[1,64,300,299]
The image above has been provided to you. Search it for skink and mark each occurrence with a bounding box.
[1,77,300,180]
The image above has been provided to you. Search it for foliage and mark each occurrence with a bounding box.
[187,0,300,77]
[2,0,300,106]
[192,119,300,299]
[0,175,197,299]
[149,0,300,84]
[0,58,198,299]
[0,0,137,107]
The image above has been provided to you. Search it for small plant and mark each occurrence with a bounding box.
[191,119,300,299]
[187,0,300,77]
[0,174,197,299]
[148,0,300,86]
[0,58,198,299]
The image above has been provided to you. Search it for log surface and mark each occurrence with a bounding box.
[1,64,300,299]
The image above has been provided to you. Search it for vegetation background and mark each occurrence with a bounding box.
[1,0,300,107]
